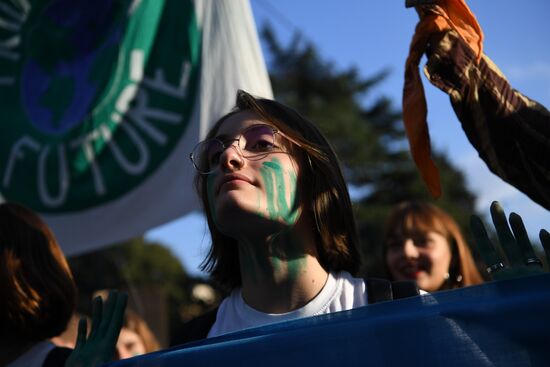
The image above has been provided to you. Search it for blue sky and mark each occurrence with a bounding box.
[147,0,550,276]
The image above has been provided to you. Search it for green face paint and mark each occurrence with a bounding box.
[206,156,306,282]
[267,229,307,280]
[260,158,300,225]
[239,229,307,284]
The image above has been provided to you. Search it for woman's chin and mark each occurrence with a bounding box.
[215,206,295,238]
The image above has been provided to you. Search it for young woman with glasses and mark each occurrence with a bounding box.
[180,90,366,341]
[179,90,548,344]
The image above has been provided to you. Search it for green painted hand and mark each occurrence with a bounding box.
[65,290,128,367]
[470,201,549,281]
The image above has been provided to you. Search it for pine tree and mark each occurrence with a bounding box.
[261,25,479,277]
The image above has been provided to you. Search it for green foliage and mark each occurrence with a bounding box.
[68,237,225,345]
[69,237,189,307]
[261,25,480,278]
[68,237,201,345]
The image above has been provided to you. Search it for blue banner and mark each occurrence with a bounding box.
[107,273,550,366]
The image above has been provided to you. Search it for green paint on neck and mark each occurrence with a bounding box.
[267,229,307,281]
[238,229,308,285]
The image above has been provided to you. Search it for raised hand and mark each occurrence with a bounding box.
[65,290,128,367]
[469,201,548,281]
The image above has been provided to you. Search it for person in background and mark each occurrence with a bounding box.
[0,202,127,367]
[175,90,547,347]
[50,314,91,349]
[384,201,484,292]
[116,310,160,360]
[0,202,76,367]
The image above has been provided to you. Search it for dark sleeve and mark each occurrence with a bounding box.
[43,347,72,367]
[364,278,419,304]
[424,30,550,211]
[169,307,218,347]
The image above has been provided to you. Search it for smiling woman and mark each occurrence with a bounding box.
[383,201,484,292]
[173,90,369,342]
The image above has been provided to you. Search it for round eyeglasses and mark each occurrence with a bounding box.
[189,124,281,174]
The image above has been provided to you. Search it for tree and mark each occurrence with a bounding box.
[261,25,480,277]
[68,237,222,345]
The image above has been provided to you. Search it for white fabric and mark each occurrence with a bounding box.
[41,0,272,256]
[6,341,56,367]
[208,271,367,337]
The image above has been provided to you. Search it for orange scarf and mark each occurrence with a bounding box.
[403,0,483,197]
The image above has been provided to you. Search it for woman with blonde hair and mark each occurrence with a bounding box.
[116,310,160,360]
[383,201,484,292]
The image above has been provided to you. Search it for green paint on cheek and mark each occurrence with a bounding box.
[261,158,299,225]
[274,165,288,216]
[287,171,299,223]
[260,167,278,220]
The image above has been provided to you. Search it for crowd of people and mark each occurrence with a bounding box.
[1,87,548,365]
[2,3,550,365]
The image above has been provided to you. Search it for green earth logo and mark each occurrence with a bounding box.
[22,0,129,135]
[0,0,200,212]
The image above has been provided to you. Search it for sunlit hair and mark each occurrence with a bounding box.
[383,201,483,290]
[122,309,161,353]
[196,90,360,289]
[0,202,76,341]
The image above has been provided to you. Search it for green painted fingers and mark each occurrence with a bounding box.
[470,201,548,281]
[65,290,128,367]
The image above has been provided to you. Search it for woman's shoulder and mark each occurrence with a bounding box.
[6,341,71,367]
[43,346,72,367]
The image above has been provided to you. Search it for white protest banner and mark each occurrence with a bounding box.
[0,0,272,255]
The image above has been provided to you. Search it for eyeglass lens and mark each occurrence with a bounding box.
[192,125,276,173]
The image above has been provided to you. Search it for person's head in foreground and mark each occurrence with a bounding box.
[383,201,483,292]
[0,202,76,365]
[191,90,360,294]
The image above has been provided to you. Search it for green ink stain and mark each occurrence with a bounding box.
[286,171,300,224]
[274,166,287,216]
[268,229,307,281]
[261,158,300,225]
[260,166,278,220]
[239,238,274,284]
[287,258,304,280]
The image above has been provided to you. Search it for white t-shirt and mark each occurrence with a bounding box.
[208,271,366,338]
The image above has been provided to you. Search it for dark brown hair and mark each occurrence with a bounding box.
[0,202,77,341]
[383,201,483,289]
[196,90,360,289]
